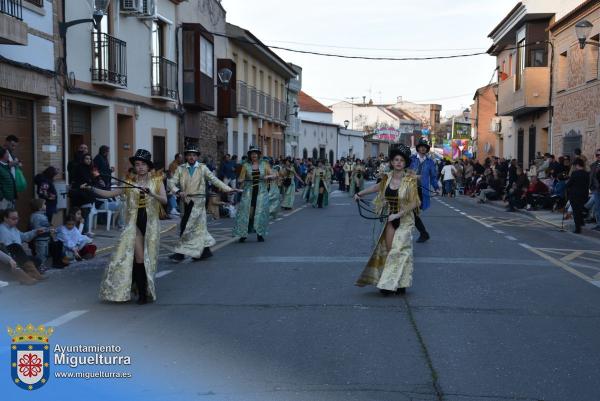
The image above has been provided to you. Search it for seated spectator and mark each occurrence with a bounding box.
[526,176,549,210]
[68,207,85,233]
[506,183,528,212]
[477,171,504,203]
[0,209,47,281]
[550,173,568,211]
[56,214,96,261]
[29,199,51,263]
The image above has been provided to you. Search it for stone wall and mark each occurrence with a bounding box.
[183,111,227,167]
[553,81,600,160]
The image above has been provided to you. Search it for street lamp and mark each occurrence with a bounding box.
[575,20,596,49]
[59,0,111,37]
[216,68,233,89]
[343,120,350,129]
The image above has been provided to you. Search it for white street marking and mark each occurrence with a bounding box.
[519,243,595,285]
[155,270,173,278]
[505,236,517,241]
[494,229,505,234]
[44,310,88,327]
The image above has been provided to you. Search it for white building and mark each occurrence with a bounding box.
[337,129,364,160]
[330,100,421,134]
[298,91,338,162]
[63,0,179,178]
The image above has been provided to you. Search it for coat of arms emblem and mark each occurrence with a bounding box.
[7,324,54,390]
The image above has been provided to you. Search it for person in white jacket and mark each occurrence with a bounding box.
[57,215,95,261]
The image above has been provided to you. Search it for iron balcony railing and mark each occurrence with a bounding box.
[237,81,248,109]
[265,94,272,118]
[0,0,23,20]
[258,91,266,115]
[151,56,178,99]
[250,87,257,113]
[91,32,127,87]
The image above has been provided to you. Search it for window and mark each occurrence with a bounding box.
[243,60,248,81]
[585,34,599,82]
[24,0,43,7]
[151,20,164,58]
[182,24,215,109]
[200,36,213,78]
[530,49,545,67]
[515,36,526,90]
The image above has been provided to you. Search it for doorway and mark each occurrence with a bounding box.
[517,128,524,166]
[117,114,134,178]
[1,94,34,229]
[528,126,536,167]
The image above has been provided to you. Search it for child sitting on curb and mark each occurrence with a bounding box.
[57,214,96,261]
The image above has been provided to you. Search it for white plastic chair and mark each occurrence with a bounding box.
[87,199,114,232]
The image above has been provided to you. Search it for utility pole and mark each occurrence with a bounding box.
[345,97,358,130]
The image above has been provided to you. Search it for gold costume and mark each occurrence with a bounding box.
[99,174,163,302]
[355,171,420,291]
[168,163,232,258]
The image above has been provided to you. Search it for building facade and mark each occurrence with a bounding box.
[487,0,582,168]
[337,128,364,160]
[226,23,294,158]
[285,63,302,158]
[298,91,338,162]
[472,84,501,162]
[178,0,236,164]
[62,0,180,178]
[549,0,600,161]
[0,0,63,225]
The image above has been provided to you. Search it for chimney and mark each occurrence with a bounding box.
[362,96,366,105]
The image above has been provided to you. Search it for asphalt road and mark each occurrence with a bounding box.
[2,187,600,401]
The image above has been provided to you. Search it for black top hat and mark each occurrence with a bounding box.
[129,149,154,169]
[416,138,431,152]
[389,144,412,166]
[183,144,201,155]
[247,145,262,157]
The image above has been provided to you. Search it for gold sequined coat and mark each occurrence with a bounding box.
[168,163,232,257]
[355,171,420,290]
[99,173,164,302]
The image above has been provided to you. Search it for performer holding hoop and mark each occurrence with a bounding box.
[354,145,420,296]
[88,149,167,305]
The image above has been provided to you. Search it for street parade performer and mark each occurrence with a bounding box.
[310,159,331,208]
[349,159,366,197]
[303,166,314,203]
[268,159,282,219]
[233,146,277,242]
[409,138,439,243]
[168,144,239,262]
[88,149,167,304]
[343,158,353,192]
[354,144,420,296]
[280,157,303,210]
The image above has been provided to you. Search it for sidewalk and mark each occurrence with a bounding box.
[463,195,600,240]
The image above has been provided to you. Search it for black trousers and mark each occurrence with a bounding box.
[414,187,428,236]
[180,201,194,236]
[571,198,585,230]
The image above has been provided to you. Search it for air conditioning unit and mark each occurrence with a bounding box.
[121,0,143,13]
[138,0,157,17]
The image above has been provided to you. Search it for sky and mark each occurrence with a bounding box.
[222,0,518,116]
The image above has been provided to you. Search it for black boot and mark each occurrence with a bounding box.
[396,288,406,295]
[133,262,148,305]
[416,232,430,243]
[169,253,185,261]
[379,289,395,296]
[199,247,212,260]
[238,237,246,243]
[257,235,265,242]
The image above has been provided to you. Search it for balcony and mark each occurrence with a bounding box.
[0,0,27,45]
[151,56,178,100]
[249,87,257,114]
[258,91,266,116]
[497,67,550,117]
[91,32,127,88]
[237,81,248,111]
